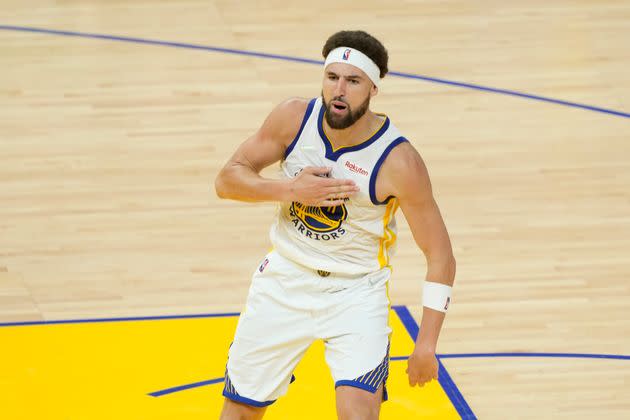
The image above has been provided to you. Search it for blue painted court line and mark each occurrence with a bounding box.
[0,312,240,327]
[439,352,630,361]
[4,305,626,402]
[392,305,477,420]
[0,25,323,65]
[392,352,630,361]
[388,70,630,118]
[1,24,628,119]
[149,377,225,397]
[5,309,627,360]
[148,355,413,397]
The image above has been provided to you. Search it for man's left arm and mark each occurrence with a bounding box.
[377,141,456,387]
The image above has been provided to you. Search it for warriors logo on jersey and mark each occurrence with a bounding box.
[290,202,347,233]
[288,201,348,241]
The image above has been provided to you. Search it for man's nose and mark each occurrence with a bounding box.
[334,78,347,97]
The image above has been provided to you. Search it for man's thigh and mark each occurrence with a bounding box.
[224,252,314,406]
[336,384,384,420]
[220,398,267,420]
[322,267,392,395]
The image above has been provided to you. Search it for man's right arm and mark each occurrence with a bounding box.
[214,98,359,205]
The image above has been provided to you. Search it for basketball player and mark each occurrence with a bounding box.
[215,30,456,420]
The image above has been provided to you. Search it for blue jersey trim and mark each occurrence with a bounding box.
[369,137,409,205]
[316,106,390,162]
[284,98,317,159]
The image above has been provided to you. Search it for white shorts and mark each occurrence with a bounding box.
[223,250,392,407]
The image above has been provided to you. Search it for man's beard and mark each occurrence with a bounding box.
[322,93,371,130]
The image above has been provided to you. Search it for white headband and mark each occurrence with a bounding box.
[324,47,381,87]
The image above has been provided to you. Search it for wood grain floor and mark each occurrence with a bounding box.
[1,1,629,418]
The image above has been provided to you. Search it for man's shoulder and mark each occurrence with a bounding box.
[378,137,428,179]
[386,137,415,156]
[275,97,314,119]
[262,97,315,143]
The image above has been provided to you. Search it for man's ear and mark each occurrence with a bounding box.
[371,83,379,97]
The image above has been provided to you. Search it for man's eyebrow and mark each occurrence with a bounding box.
[325,71,363,80]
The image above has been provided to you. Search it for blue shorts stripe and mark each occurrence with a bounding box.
[366,365,379,387]
[336,342,390,396]
[224,372,238,396]
[222,372,277,407]
[369,361,387,387]
[362,362,383,385]
[334,380,389,402]
[222,390,276,408]
[377,363,387,386]
[336,379,379,393]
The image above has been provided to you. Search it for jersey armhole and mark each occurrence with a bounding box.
[284,98,317,160]
[369,137,409,205]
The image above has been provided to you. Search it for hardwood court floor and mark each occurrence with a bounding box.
[1,1,629,418]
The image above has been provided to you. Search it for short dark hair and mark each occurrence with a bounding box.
[322,30,389,79]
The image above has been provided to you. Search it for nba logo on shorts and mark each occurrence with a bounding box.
[444,297,451,311]
[343,49,351,60]
[259,258,269,273]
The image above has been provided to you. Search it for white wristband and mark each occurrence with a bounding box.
[423,281,452,313]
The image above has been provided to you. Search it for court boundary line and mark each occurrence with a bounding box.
[148,351,630,398]
[438,352,630,361]
[0,312,240,327]
[4,310,629,364]
[0,24,628,119]
[4,310,630,364]
[4,307,628,410]
[393,305,477,419]
[149,377,224,397]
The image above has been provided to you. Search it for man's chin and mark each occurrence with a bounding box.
[325,113,353,130]
[328,120,352,130]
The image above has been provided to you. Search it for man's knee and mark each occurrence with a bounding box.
[336,385,383,420]
[219,398,267,420]
[337,404,380,420]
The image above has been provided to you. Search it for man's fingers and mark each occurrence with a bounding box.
[324,185,360,199]
[416,377,430,387]
[408,374,436,388]
[324,192,356,202]
[328,179,358,187]
[321,185,360,203]
[320,198,347,207]
[301,167,357,187]
[303,166,331,176]
[326,184,359,192]
[302,168,358,190]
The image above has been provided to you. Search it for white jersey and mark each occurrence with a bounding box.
[269,97,408,275]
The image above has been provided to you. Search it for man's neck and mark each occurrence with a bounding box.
[323,111,384,149]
